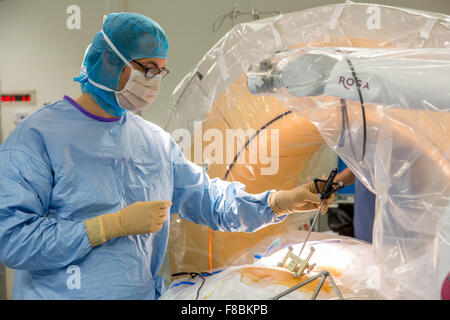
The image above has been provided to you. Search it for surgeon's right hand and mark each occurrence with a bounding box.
[269,181,333,216]
[84,200,172,247]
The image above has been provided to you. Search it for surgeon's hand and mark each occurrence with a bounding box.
[84,200,172,247]
[269,181,334,216]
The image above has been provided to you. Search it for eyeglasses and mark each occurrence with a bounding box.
[132,60,170,79]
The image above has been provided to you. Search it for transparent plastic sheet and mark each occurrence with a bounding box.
[168,210,319,275]
[164,2,450,299]
[161,230,380,300]
[249,47,450,299]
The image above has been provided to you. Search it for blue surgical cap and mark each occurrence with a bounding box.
[75,12,169,116]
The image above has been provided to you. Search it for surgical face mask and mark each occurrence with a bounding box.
[83,30,162,113]
[115,69,161,112]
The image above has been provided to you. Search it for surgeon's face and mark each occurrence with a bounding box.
[118,57,167,91]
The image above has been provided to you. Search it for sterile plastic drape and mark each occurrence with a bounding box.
[165,2,450,299]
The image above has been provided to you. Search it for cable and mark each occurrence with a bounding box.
[196,276,207,300]
[223,110,293,180]
[171,272,207,300]
[344,58,367,163]
[171,270,223,300]
[338,98,359,161]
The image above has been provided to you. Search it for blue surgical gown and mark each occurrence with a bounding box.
[353,178,376,243]
[0,96,283,299]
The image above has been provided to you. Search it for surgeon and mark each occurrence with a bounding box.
[0,13,332,299]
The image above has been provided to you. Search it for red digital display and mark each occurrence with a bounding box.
[0,95,31,103]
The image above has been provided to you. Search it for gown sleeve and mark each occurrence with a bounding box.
[0,148,92,271]
[169,139,285,232]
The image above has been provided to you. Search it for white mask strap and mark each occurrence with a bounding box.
[84,30,134,93]
[101,29,133,68]
[87,78,117,92]
[80,44,91,77]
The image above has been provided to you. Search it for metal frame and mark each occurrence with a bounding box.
[272,269,343,300]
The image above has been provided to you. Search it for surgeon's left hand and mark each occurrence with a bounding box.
[269,181,334,216]
[84,200,172,247]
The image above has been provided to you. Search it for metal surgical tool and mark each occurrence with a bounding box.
[297,168,344,258]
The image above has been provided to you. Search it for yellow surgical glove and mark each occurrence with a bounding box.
[84,200,172,247]
[269,181,334,216]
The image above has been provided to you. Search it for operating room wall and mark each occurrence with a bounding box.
[1,0,449,129]
[0,0,450,300]
[0,0,111,112]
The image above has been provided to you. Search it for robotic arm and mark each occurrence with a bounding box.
[247,48,450,111]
